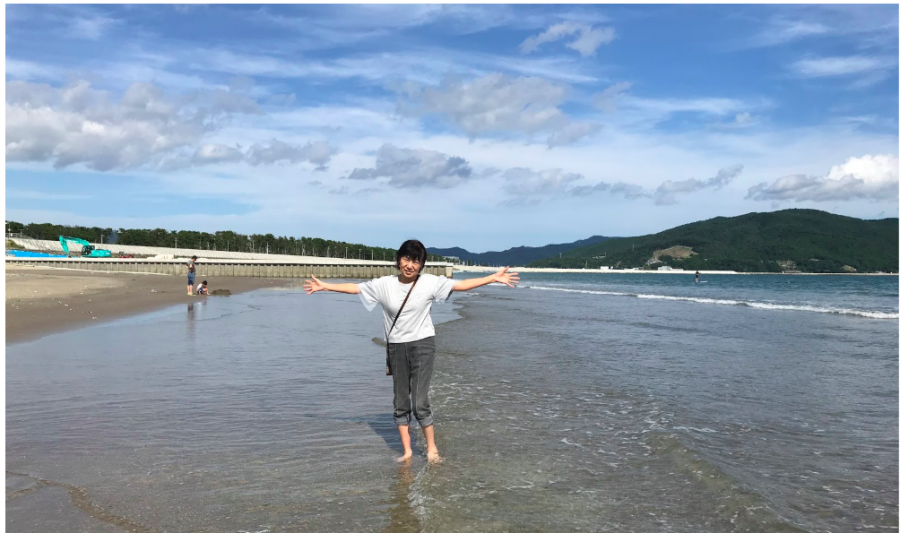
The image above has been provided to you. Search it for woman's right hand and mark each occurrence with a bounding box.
[303,275,326,295]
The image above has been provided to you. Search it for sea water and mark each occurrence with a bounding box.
[7,273,897,532]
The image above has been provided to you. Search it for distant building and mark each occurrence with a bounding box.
[442,255,461,264]
[658,265,673,271]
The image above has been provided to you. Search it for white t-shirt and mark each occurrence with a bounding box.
[357,273,456,343]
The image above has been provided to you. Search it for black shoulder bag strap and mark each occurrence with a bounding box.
[386,276,418,376]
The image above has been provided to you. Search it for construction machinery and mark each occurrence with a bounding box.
[59,236,112,258]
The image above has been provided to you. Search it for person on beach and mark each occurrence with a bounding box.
[186,255,198,295]
[695,270,700,283]
[303,239,519,464]
[197,280,209,295]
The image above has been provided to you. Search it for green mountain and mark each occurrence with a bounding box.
[527,209,898,273]
[429,235,612,266]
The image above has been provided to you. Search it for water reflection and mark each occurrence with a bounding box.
[186,302,197,338]
[381,462,420,533]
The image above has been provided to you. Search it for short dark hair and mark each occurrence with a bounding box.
[191,255,198,260]
[395,239,427,271]
[202,280,208,285]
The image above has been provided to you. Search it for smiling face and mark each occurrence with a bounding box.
[398,255,422,281]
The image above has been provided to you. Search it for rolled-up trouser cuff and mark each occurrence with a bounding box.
[390,337,436,428]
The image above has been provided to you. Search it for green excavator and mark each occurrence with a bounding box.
[59,236,112,258]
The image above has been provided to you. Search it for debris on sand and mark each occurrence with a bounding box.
[210,289,232,296]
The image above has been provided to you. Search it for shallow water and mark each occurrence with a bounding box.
[416,273,898,532]
[7,284,461,532]
[7,274,898,532]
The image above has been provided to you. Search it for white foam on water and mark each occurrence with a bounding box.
[673,426,719,433]
[526,285,898,320]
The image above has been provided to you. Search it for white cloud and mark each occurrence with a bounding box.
[502,167,584,199]
[592,82,632,112]
[566,165,744,205]
[570,181,650,200]
[735,112,753,124]
[568,26,617,57]
[5,59,62,82]
[654,164,744,205]
[193,144,244,165]
[789,55,896,77]
[160,139,338,171]
[5,79,275,171]
[246,140,337,169]
[746,154,898,202]
[399,73,575,142]
[548,122,596,148]
[520,22,616,57]
[347,144,473,189]
[591,82,765,129]
[69,15,117,40]
[745,18,832,48]
[6,190,93,201]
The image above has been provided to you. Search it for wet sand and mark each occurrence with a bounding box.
[5,265,290,344]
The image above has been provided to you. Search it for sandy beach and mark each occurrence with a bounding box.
[5,265,290,344]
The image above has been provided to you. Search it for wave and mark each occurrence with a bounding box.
[525,285,899,320]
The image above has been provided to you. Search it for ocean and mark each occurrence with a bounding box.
[6,272,898,532]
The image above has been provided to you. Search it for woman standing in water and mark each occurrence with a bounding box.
[303,239,519,463]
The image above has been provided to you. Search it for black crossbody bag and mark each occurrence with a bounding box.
[386,276,418,376]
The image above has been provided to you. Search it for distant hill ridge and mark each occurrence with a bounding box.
[429,235,613,267]
[528,209,897,273]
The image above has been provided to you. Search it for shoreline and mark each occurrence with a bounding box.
[453,266,897,276]
[5,265,292,344]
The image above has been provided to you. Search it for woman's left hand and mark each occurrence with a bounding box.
[492,267,520,288]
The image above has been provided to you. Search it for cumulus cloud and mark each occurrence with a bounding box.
[520,22,616,57]
[746,154,898,202]
[347,144,473,189]
[502,168,584,204]
[4,79,303,172]
[246,139,337,169]
[592,82,632,112]
[329,186,383,196]
[654,164,743,205]
[567,165,744,205]
[569,181,651,200]
[399,73,588,146]
[193,144,244,165]
[547,122,596,148]
[160,139,338,171]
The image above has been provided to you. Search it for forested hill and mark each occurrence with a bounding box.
[527,209,898,273]
[429,235,612,266]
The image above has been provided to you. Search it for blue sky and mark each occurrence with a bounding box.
[6,4,899,251]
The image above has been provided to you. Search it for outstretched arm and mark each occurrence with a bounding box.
[452,267,519,292]
[303,275,360,295]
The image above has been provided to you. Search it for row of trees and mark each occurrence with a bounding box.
[6,221,447,262]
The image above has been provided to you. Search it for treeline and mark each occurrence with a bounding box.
[5,221,447,262]
[528,209,898,273]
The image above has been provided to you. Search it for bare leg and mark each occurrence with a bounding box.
[396,424,413,462]
[422,424,442,463]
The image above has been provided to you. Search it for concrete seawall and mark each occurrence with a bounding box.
[5,258,454,279]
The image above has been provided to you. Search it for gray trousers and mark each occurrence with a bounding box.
[388,336,435,427]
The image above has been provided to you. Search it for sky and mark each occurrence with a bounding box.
[5,4,899,252]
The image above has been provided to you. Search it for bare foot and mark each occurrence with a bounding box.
[427,450,443,464]
[396,451,413,463]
